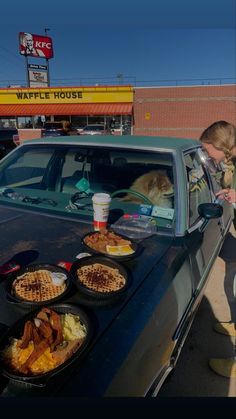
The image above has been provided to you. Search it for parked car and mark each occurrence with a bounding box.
[41,121,71,137]
[79,124,112,135]
[0,128,17,158]
[0,135,232,396]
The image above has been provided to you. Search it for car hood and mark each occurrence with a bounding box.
[0,203,174,311]
[0,205,175,394]
[0,205,172,264]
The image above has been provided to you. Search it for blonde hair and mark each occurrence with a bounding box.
[200,121,236,187]
[200,120,236,161]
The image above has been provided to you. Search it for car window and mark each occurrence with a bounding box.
[44,123,63,129]
[184,151,212,226]
[0,144,175,232]
[197,149,227,194]
[83,125,104,131]
[61,149,89,178]
[0,148,54,188]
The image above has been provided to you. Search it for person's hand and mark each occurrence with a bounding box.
[215,188,236,203]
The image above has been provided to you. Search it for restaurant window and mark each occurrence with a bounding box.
[17,117,33,128]
[54,116,70,123]
[122,115,132,135]
[106,115,132,135]
[107,116,121,130]
[87,116,104,125]
[0,118,17,128]
[71,116,87,129]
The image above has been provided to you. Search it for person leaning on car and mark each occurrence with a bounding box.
[200,120,236,379]
[200,120,236,229]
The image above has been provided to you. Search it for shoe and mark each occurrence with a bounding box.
[209,357,236,378]
[213,322,236,337]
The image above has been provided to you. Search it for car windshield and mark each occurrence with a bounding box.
[83,125,104,131]
[0,144,175,234]
[43,123,63,130]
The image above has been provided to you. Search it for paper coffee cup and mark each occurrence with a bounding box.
[92,193,111,231]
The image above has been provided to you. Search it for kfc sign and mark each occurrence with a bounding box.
[19,32,54,59]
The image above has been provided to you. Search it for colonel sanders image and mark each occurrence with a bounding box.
[21,33,45,57]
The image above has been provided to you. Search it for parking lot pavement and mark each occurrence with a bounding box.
[158,225,236,397]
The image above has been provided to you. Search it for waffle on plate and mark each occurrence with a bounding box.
[77,263,126,293]
[12,269,66,302]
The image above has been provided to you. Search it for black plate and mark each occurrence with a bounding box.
[0,303,92,386]
[6,263,73,308]
[70,256,129,300]
[81,230,139,261]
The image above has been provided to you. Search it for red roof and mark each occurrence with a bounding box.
[0,103,132,116]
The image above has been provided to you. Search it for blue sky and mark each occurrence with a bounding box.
[0,0,235,87]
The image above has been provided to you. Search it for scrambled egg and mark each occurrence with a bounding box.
[4,340,56,374]
[61,313,87,341]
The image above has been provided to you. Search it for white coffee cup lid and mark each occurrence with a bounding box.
[92,193,111,204]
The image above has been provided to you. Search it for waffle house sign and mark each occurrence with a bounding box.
[0,86,133,104]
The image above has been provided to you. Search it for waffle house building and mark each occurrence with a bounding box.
[0,85,133,139]
[0,83,235,141]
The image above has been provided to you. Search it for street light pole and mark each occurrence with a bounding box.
[44,28,50,86]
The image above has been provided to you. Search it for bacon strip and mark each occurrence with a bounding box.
[49,310,63,349]
[38,320,54,346]
[36,308,63,349]
[18,321,33,349]
[31,325,41,345]
[36,310,49,322]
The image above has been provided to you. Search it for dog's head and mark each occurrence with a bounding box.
[133,171,174,205]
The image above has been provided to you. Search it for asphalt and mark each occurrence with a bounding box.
[158,225,236,397]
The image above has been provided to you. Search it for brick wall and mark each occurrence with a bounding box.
[133,85,236,139]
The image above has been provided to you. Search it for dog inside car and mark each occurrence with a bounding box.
[122,170,174,208]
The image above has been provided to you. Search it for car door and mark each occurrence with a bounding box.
[184,149,225,291]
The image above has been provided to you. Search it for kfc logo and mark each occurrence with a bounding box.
[35,41,52,49]
[19,32,54,59]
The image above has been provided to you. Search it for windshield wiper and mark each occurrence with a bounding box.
[22,197,57,206]
[0,189,57,207]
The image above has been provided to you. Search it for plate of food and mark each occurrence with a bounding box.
[70,256,129,301]
[0,304,92,386]
[6,263,72,307]
[81,229,139,260]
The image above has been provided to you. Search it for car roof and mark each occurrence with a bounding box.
[21,135,200,153]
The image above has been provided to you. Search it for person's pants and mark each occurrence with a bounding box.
[234,272,236,300]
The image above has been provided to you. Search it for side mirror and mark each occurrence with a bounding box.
[198,203,223,219]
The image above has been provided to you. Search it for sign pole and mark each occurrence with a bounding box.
[25,55,29,87]
[25,54,34,126]
[45,28,50,86]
